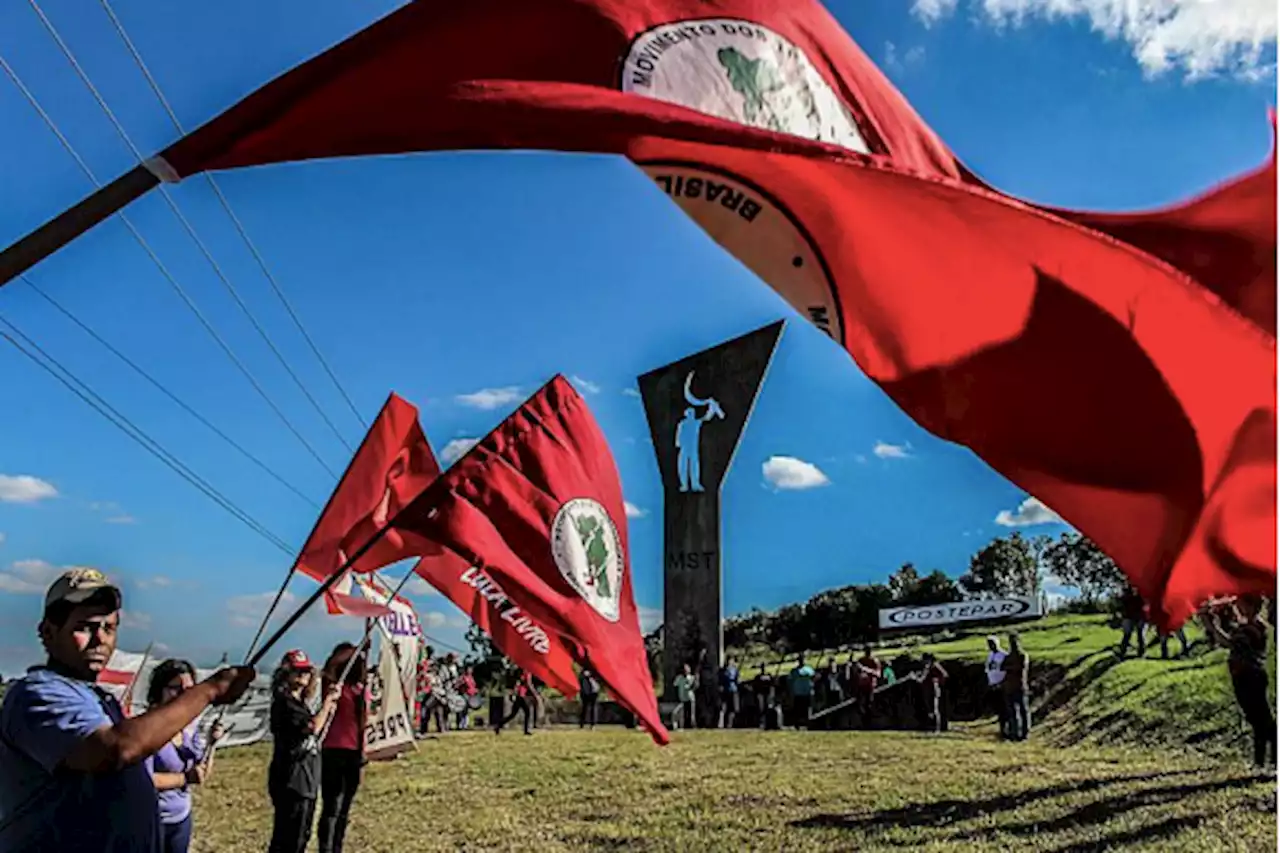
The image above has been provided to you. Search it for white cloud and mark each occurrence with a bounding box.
[624,501,648,519]
[226,590,296,628]
[571,376,602,395]
[995,496,1064,527]
[455,387,521,410]
[638,606,663,634]
[622,388,641,398]
[422,611,468,630]
[885,41,928,72]
[914,0,1277,79]
[120,610,151,630]
[404,575,438,597]
[0,474,58,504]
[762,456,831,491]
[136,575,173,590]
[441,438,479,465]
[0,533,6,546]
[105,515,137,525]
[0,559,63,594]
[873,441,911,459]
[913,0,959,25]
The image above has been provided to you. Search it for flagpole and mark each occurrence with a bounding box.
[318,568,416,743]
[0,164,158,287]
[122,642,155,716]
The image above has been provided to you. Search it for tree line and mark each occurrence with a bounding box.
[722,531,1127,654]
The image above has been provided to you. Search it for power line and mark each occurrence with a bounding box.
[0,315,296,557]
[0,47,338,479]
[27,0,355,457]
[95,0,368,432]
[20,274,320,510]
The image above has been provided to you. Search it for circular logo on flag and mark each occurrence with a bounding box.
[551,498,624,622]
[620,19,868,153]
[619,20,852,346]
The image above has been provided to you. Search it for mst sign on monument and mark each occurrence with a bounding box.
[639,320,784,694]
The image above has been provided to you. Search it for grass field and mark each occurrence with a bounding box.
[193,728,1276,852]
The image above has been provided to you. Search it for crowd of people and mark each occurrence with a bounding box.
[0,567,1272,853]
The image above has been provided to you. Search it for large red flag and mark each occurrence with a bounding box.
[412,550,581,698]
[151,0,1274,627]
[391,375,668,743]
[293,393,442,601]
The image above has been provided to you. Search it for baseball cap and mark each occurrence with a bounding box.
[44,568,121,612]
[283,649,313,671]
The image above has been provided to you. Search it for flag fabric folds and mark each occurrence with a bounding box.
[413,549,582,698]
[292,392,442,593]
[392,376,668,743]
[151,0,1274,628]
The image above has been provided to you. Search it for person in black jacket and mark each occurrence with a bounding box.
[268,650,340,853]
[1207,596,1276,770]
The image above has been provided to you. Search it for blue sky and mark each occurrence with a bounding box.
[0,0,1274,674]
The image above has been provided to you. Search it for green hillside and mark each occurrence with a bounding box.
[759,613,1276,761]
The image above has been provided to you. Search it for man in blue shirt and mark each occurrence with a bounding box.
[0,567,254,852]
[718,657,740,729]
[789,655,816,730]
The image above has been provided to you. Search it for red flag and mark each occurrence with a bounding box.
[391,376,667,743]
[293,393,442,601]
[153,0,1275,627]
[412,550,581,698]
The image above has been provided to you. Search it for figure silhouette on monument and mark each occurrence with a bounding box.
[675,370,725,493]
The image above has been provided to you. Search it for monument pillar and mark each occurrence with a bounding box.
[638,320,784,698]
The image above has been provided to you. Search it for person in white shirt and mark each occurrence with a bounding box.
[985,636,1009,740]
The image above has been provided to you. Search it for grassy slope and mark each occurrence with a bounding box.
[193,730,1275,852]
[758,614,1277,760]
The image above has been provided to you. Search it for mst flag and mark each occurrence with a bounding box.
[293,393,441,597]
[413,549,581,698]
[96,0,1275,627]
[392,376,667,743]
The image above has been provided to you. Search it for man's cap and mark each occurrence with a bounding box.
[44,568,121,611]
[283,649,313,671]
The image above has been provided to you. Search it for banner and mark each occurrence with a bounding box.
[357,573,422,697]
[364,646,415,761]
[878,597,1043,630]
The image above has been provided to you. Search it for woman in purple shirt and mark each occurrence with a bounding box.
[145,659,225,853]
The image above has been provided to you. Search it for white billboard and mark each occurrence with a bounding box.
[878,596,1042,630]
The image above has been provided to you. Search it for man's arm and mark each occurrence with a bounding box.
[62,667,253,774]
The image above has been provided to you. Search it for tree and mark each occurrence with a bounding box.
[464,623,510,690]
[888,563,921,602]
[724,607,770,651]
[1042,532,1126,606]
[961,533,1040,598]
[888,563,962,607]
[767,603,806,654]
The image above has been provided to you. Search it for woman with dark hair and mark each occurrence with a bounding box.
[144,659,225,853]
[318,643,368,853]
[1207,595,1276,771]
[268,649,340,853]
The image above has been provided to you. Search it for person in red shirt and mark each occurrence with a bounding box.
[455,667,478,731]
[318,643,368,853]
[494,671,535,736]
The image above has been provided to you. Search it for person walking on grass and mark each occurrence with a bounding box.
[1206,595,1276,772]
[720,657,741,729]
[918,654,949,734]
[1117,586,1148,658]
[789,655,816,729]
[1002,633,1031,742]
[318,644,368,853]
[578,667,601,729]
[268,649,341,853]
[674,663,698,730]
[145,659,228,853]
[984,636,1009,739]
[0,568,253,853]
[495,671,535,736]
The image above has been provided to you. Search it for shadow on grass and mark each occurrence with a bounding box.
[788,769,1201,832]
[948,775,1267,841]
[1050,815,1207,853]
[1033,653,1122,725]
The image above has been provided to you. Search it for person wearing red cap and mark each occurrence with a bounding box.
[0,568,254,853]
[268,649,341,853]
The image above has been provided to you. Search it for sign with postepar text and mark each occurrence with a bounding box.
[878,596,1043,631]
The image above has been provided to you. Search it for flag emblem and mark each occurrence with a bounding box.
[551,498,624,622]
[621,19,868,153]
